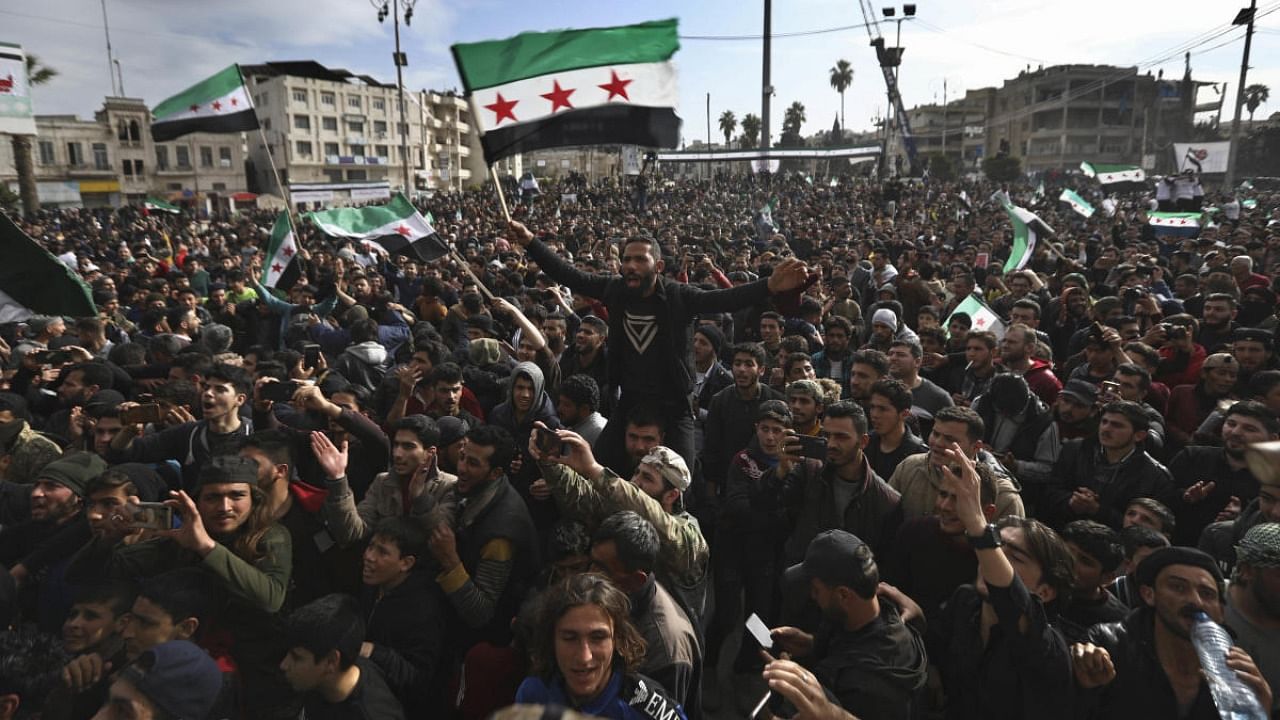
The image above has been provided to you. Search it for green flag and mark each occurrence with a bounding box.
[0,211,96,322]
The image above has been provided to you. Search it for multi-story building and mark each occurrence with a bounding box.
[241,61,518,205]
[0,96,247,210]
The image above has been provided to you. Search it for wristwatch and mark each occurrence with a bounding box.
[966,523,1003,550]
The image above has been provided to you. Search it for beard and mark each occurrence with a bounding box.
[623,270,656,299]
[1253,580,1280,620]
[1155,602,1201,640]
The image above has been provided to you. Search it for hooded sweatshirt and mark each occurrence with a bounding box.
[488,362,560,529]
[334,341,390,393]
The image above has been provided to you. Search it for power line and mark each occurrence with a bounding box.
[913,20,1053,65]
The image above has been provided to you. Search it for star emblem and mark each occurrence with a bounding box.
[394,225,412,236]
[230,98,239,107]
[541,80,575,113]
[189,104,199,113]
[282,245,294,257]
[212,101,222,111]
[599,70,632,101]
[484,93,518,125]
[271,263,283,273]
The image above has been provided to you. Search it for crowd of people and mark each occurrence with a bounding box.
[0,168,1278,720]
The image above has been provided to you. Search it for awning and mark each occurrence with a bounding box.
[231,192,257,202]
[78,180,121,193]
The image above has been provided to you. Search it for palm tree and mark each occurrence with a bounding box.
[718,110,737,148]
[829,59,853,135]
[1244,84,1270,123]
[783,101,807,136]
[741,113,761,148]
[11,54,59,218]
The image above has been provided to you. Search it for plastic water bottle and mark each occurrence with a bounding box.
[1189,611,1268,720]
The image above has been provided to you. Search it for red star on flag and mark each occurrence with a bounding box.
[230,98,239,107]
[188,104,199,112]
[484,93,519,125]
[212,101,222,111]
[271,263,283,273]
[282,246,294,257]
[394,225,412,236]
[598,70,632,101]
[541,80,575,112]
[974,316,989,328]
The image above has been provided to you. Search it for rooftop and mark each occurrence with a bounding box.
[240,60,396,90]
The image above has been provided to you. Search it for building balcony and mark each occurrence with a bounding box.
[324,155,391,166]
[66,165,117,178]
[457,145,470,157]
[346,135,368,145]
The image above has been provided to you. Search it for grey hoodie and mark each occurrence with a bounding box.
[344,340,388,366]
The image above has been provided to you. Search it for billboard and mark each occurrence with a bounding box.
[1175,142,1230,174]
[0,42,37,135]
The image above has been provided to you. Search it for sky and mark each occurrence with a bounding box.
[6,0,1280,149]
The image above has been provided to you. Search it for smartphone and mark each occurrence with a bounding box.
[795,435,828,461]
[745,613,774,651]
[302,344,321,369]
[121,403,163,425]
[1101,380,1121,398]
[127,502,173,530]
[535,427,567,457]
[261,381,300,402]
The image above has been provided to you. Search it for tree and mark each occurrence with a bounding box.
[982,155,1022,183]
[11,54,58,218]
[741,113,762,148]
[1245,84,1270,123]
[926,152,956,181]
[718,110,737,148]
[829,59,853,133]
[783,101,807,137]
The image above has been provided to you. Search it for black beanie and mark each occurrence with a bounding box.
[1135,546,1226,597]
[695,324,725,358]
[37,452,108,498]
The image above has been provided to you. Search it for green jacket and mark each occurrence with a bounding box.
[541,462,709,624]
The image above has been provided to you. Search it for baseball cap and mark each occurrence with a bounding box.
[1202,353,1237,371]
[1059,379,1099,406]
[639,446,690,492]
[784,529,877,590]
[127,640,223,720]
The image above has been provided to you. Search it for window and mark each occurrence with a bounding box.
[212,182,227,191]
[347,169,367,181]
[129,120,140,142]
[352,145,365,157]
[292,89,308,103]
[175,145,190,168]
[117,120,129,141]
[67,142,84,167]
[373,98,385,111]
[323,142,339,156]
[262,118,271,131]
[37,141,54,165]
[397,122,408,136]
[167,183,182,191]
[322,116,338,131]
[320,92,335,106]
[347,96,361,109]
[200,146,213,168]
[324,170,343,183]
[122,159,133,176]
[133,159,144,176]
[373,120,388,135]
[347,120,364,134]
[293,115,311,130]
[92,143,110,170]
[296,140,313,156]
[219,147,232,166]
[375,145,388,158]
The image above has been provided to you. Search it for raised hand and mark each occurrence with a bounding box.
[310,431,349,481]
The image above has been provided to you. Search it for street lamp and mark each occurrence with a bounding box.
[880,4,915,176]
[372,0,418,197]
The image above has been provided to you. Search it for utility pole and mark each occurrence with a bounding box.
[378,0,417,196]
[101,0,117,95]
[761,0,772,151]
[1224,0,1256,189]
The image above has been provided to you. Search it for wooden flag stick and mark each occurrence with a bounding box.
[450,248,495,302]
[491,164,513,221]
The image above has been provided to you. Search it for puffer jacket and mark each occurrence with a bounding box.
[333,340,391,394]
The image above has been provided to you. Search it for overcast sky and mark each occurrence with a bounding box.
[7,0,1280,147]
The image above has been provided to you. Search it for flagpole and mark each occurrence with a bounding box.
[450,249,495,302]
[257,126,299,240]
[463,94,513,222]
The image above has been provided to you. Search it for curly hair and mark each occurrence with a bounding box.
[528,574,646,679]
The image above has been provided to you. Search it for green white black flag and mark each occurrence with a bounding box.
[151,65,259,142]
[0,210,96,322]
[1059,189,1095,218]
[1002,201,1054,272]
[306,194,449,262]
[261,212,301,290]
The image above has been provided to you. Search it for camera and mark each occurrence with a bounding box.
[1162,323,1188,341]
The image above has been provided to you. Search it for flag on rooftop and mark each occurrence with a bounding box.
[1002,201,1054,273]
[150,65,259,142]
[306,194,450,263]
[948,295,1005,340]
[0,211,96,323]
[1080,161,1146,185]
[1059,189,1095,218]
[261,212,301,290]
[451,19,681,164]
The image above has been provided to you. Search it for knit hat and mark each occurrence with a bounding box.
[872,307,898,329]
[37,451,108,498]
[1236,523,1280,569]
[469,338,503,367]
[694,324,725,358]
[437,416,470,446]
[1202,353,1237,371]
[25,316,54,336]
[194,455,259,488]
[128,641,224,720]
[1135,546,1225,596]
[639,446,691,492]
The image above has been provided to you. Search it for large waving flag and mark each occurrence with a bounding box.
[1001,202,1054,272]
[452,19,681,163]
[151,65,259,142]
[261,212,301,290]
[1080,161,1146,186]
[0,211,96,323]
[1059,189,1095,218]
[306,194,449,262]
[1148,211,1201,238]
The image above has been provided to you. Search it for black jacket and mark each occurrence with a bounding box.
[362,571,448,715]
[527,239,773,400]
[1043,438,1175,531]
[1168,445,1261,546]
[812,600,928,720]
[1082,608,1221,720]
[782,456,903,564]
